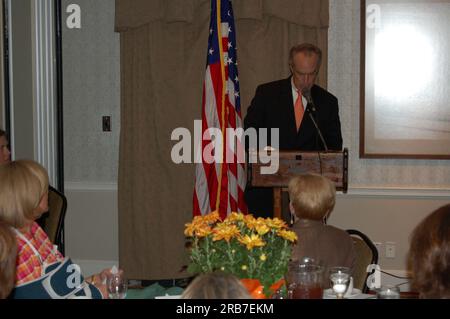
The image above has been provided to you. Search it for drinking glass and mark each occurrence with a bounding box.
[329,267,351,299]
[376,285,400,299]
[107,271,128,299]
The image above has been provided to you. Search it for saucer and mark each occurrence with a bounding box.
[323,288,362,299]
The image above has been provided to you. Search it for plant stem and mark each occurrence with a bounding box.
[205,236,212,271]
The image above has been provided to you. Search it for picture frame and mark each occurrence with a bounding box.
[360,0,450,159]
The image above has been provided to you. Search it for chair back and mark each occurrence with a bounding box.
[39,186,67,255]
[346,229,378,293]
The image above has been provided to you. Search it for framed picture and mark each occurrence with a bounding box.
[360,0,450,159]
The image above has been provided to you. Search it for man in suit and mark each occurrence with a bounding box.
[244,43,343,218]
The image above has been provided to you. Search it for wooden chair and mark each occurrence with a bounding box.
[346,229,378,293]
[37,186,67,255]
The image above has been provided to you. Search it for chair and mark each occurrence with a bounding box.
[38,186,67,255]
[346,229,378,293]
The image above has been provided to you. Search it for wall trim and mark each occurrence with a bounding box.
[64,183,450,197]
[338,187,450,198]
[32,0,58,187]
[65,181,118,191]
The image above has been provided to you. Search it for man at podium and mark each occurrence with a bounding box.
[244,43,343,219]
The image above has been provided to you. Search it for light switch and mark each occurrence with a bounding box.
[102,116,111,132]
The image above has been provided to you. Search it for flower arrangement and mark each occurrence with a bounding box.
[184,211,297,296]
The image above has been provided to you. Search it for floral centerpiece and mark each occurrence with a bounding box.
[184,211,297,297]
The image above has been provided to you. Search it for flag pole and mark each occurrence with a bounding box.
[215,0,226,212]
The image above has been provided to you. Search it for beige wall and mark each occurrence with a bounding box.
[10,0,35,159]
[65,184,118,262]
[62,0,120,268]
[330,194,449,271]
[62,0,120,183]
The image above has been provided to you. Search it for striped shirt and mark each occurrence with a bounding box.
[15,222,64,285]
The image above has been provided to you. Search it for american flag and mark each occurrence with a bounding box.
[193,0,247,219]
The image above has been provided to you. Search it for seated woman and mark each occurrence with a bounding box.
[408,204,450,299]
[181,272,251,299]
[0,160,109,298]
[288,174,355,272]
[0,221,17,299]
[0,129,11,165]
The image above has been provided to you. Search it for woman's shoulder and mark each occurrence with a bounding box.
[30,221,41,233]
[30,222,49,240]
[323,225,351,239]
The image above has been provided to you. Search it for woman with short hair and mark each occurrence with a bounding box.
[288,174,355,272]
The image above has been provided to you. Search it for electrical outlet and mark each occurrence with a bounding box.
[102,116,111,132]
[385,242,396,258]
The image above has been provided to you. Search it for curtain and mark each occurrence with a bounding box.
[116,0,329,280]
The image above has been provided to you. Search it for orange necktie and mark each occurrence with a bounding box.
[295,90,304,131]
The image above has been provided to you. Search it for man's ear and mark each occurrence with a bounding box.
[289,64,294,74]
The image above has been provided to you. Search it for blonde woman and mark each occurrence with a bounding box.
[0,160,108,298]
[0,221,16,299]
[181,272,251,299]
[288,174,355,271]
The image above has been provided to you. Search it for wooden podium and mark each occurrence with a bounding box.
[247,148,348,219]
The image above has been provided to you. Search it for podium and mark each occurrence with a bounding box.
[247,148,348,219]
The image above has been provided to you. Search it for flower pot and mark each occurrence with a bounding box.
[240,278,285,299]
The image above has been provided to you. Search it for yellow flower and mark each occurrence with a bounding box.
[212,223,240,242]
[255,223,270,236]
[241,265,248,271]
[203,211,221,224]
[245,216,271,235]
[184,222,195,237]
[259,254,267,261]
[243,214,257,229]
[227,212,245,223]
[184,215,209,236]
[238,234,265,250]
[194,223,213,237]
[265,218,288,230]
[277,229,298,242]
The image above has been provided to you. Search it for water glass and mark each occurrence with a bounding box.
[107,271,128,299]
[329,267,351,299]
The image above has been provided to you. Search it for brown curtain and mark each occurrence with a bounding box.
[116,0,329,280]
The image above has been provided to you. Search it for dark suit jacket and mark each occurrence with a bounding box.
[244,77,343,217]
[244,76,342,150]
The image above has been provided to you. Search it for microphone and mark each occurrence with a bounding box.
[302,88,316,112]
[301,88,329,152]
